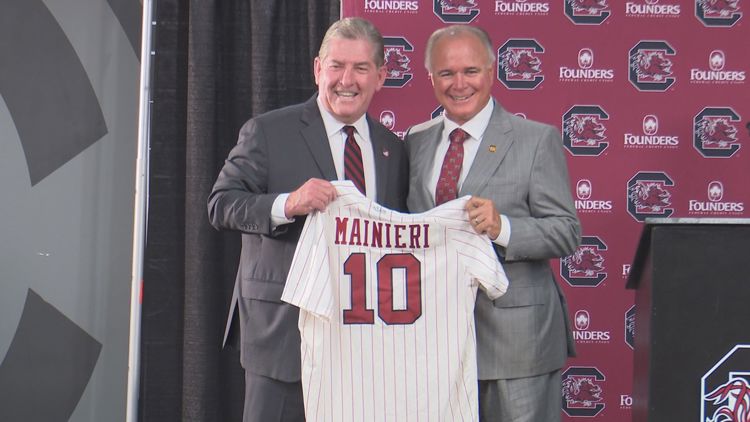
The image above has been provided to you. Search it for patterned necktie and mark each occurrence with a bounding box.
[343,125,366,195]
[435,128,468,206]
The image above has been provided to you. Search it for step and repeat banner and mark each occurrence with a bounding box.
[344,1,749,420]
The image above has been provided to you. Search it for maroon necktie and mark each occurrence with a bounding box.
[435,128,468,206]
[343,125,366,195]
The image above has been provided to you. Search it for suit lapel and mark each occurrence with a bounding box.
[461,102,513,197]
[299,96,337,180]
[412,121,444,209]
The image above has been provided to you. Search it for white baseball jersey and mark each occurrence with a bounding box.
[281,181,508,422]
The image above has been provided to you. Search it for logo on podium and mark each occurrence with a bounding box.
[701,345,750,422]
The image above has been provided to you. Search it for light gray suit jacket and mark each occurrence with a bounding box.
[208,96,409,382]
[406,100,580,380]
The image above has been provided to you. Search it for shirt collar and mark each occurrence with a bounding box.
[317,96,368,138]
[443,98,494,141]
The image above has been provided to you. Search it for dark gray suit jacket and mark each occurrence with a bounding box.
[208,96,408,381]
[406,100,580,380]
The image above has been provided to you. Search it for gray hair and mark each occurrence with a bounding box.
[424,25,495,73]
[318,17,385,67]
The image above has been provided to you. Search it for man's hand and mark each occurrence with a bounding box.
[465,196,501,240]
[285,178,337,218]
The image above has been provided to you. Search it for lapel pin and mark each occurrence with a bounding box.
[382,148,390,157]
[489,145,497,153]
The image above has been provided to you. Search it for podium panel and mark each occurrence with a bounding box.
[626,218,750,422]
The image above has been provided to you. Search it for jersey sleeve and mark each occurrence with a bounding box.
[461,231,509,300]
[435,197,509,300]
[281,211,334,320]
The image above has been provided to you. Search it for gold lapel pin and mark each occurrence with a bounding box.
[489,145,497,153]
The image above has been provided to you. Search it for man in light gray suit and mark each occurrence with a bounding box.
[208,18,408,422]
[406,25,581,422]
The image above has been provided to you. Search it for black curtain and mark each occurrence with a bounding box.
[141,1,340,420]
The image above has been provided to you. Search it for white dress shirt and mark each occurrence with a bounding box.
[429,100,511,247]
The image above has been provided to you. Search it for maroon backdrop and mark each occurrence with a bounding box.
[344,1,749,420]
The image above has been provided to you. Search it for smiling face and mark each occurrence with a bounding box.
[428,32,494,125]
[314,37,386,124]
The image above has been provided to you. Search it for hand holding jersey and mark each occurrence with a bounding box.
[465,196,501,240]
[284,178,338,218]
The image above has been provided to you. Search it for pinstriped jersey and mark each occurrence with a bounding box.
[281,181,508,422]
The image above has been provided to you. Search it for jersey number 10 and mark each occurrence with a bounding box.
[342,253,423,325]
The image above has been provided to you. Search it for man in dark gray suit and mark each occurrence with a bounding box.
[406,25,581,422]
[208,17,408,422]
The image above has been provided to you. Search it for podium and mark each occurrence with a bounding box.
[626,218,750,422]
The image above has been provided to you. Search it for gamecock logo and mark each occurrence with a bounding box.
[702,345,750,422]
[433,0,480,23]
[562,105,609,156]
[705,379,750,422]
[562,367,606,416]
[567,116,606,145]
[503,50,541,78]
[697,118,738,147]
[567,247,605,276]
[626,171,675,221]
[561,236,607,287]
[629,41,676,91]
[385,49,410,79]
[693,107,742,158]
[497,39,545,90]
[634,51,673,78]
[564,378,603,405]
[564,0,611,24]
[382,37,413,88]
[630,183,671,210]
[696,0,742,27]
